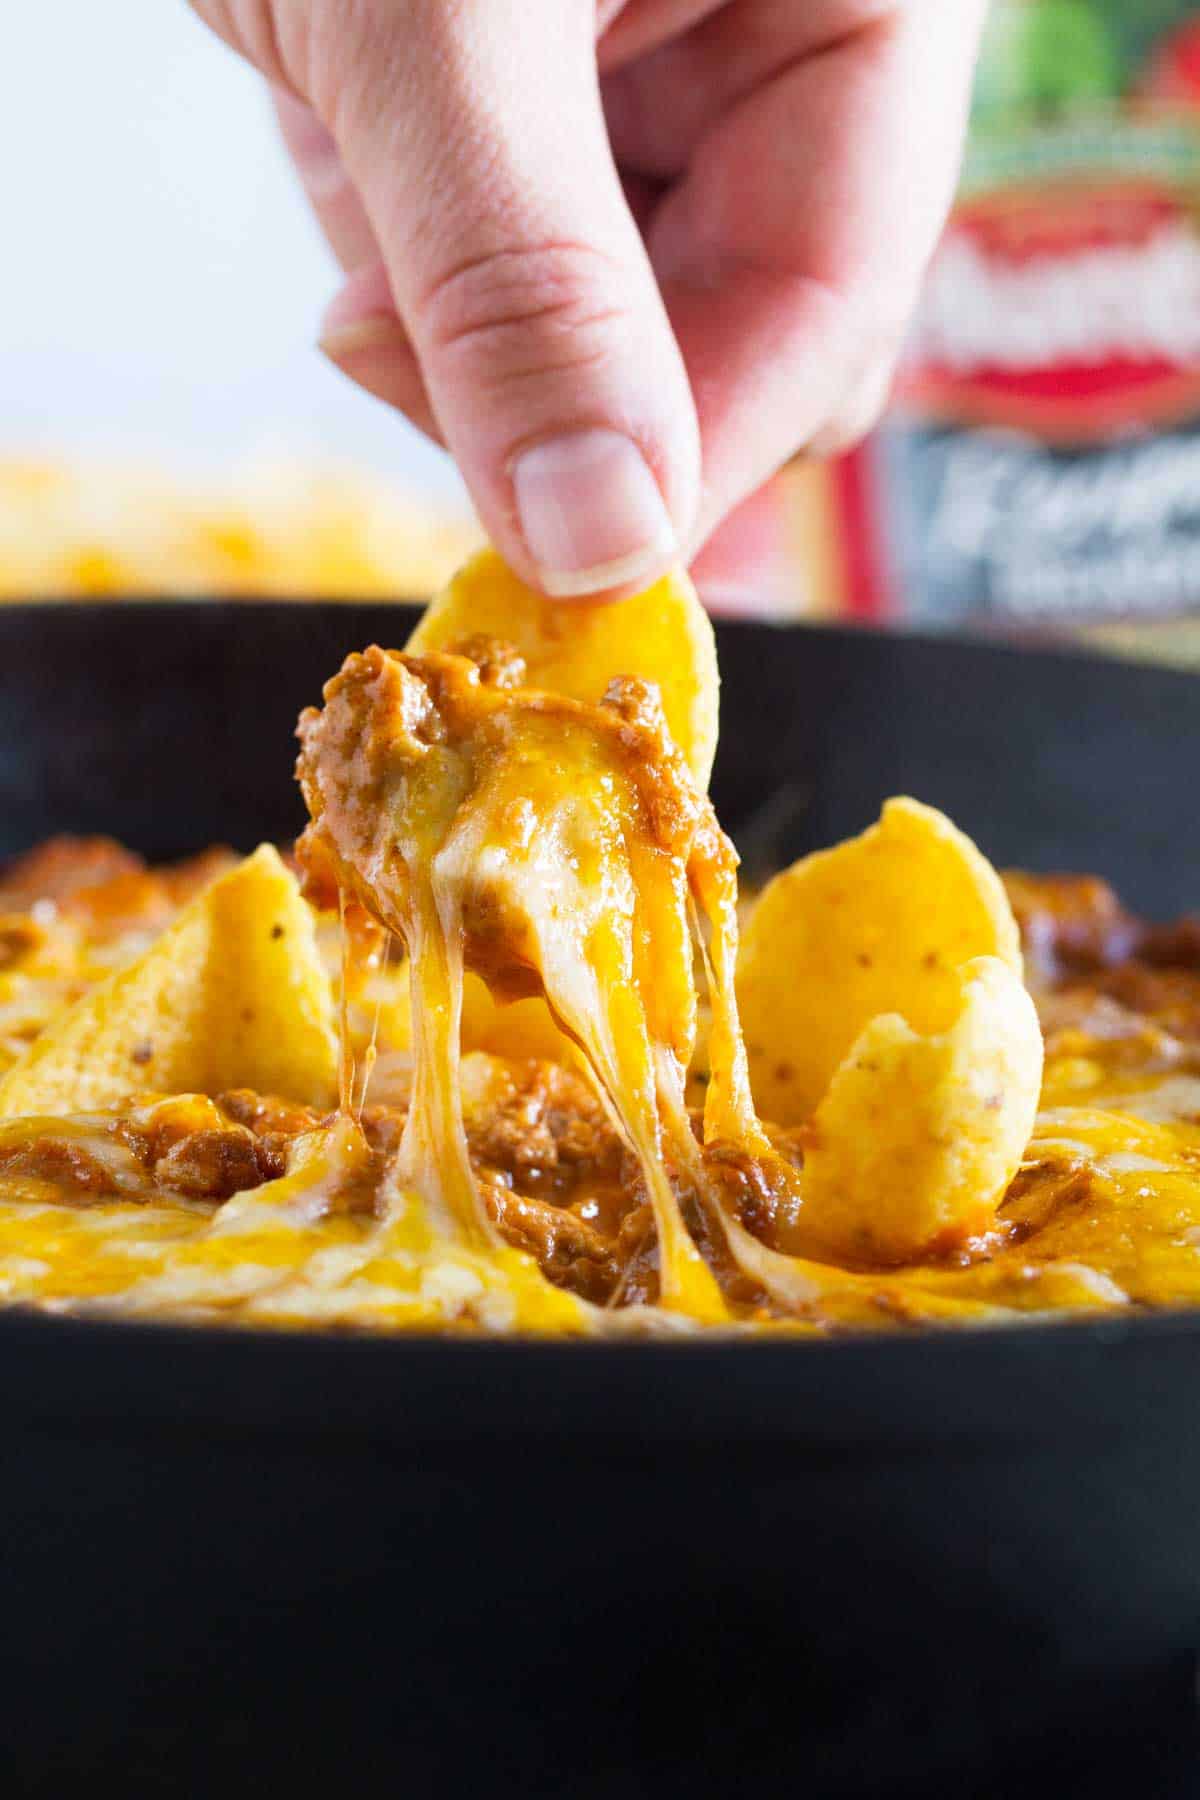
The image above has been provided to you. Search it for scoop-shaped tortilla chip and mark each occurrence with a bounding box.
[800,956,1043,1264]
[738,797,1022,1125]
[407,547,719,787]
[354,958,568,1069]
[0,846,338,1116]
[460,977,570,1064]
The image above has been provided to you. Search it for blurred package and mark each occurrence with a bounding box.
[774,0,1200,664]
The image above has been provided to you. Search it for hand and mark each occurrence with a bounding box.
[191,1,986,600]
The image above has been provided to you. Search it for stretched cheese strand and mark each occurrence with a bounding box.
[396,877,495,1248]
[691,849,771,1156]
[431,725,725,1321]
[337,889,355,1115]
[357,929,389,1114]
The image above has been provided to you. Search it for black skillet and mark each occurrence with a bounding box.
[1,604,1198,1799]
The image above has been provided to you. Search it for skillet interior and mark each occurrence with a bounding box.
[2,602,1199,1796]
[3,599,1200,1365]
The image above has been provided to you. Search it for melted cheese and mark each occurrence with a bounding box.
[3,1069,1199,1331]
[296,645,743,1322]
[290,645,1039,1329]
[0,1103,586,1333]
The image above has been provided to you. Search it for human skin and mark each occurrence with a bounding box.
[190,1,987,599]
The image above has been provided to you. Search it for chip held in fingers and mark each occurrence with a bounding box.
[738,797,1024,1128]
[407,546,720,788]
[0,845,338,1116]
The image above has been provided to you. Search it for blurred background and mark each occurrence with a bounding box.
[0,1,479,599]
[6,0,1200,658]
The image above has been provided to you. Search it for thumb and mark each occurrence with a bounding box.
[321,0,699,598]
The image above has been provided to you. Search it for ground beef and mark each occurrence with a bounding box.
[1007,872,1200,1044]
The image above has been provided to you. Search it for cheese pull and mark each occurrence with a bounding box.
[296,643,732,1319]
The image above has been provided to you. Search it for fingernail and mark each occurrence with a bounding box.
[512,429,676,598]
[318,313,408,362]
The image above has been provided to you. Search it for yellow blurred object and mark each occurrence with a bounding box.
[0,458,483,600]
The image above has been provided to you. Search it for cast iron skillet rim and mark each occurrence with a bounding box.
[3,1302,1198,1458]
[19,592,1200,683]
[4,1293,1200,1352]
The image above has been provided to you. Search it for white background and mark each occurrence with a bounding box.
[1,2,461,498]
